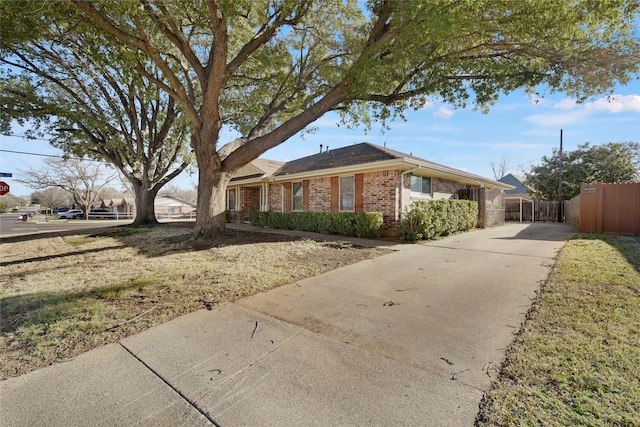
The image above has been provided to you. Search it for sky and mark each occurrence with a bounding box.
[1,80,639,199]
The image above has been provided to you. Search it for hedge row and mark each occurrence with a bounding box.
[398,199,478,241]
[248,211,383,238]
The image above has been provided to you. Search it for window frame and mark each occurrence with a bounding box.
[292,181,303,211]
[410,175,432,195]
[339,175,355,212]
[226,188,236,211]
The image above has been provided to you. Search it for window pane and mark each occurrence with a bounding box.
[227,189,235,210]
[422,177,431,194]
[411,175,421,192]
[292,182,303,211]
[339,176,355,211]
[293,182,303,197]
[340,176,354,193]
[341,194,354,211]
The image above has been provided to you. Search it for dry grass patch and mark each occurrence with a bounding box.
[476,233,640,426]
[0,223,391,379]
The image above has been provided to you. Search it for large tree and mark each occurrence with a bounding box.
[4,0,639,237]
[525,142,640,200]
[1,27,192,225]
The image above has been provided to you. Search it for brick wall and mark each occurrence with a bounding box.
[308,177,332,211]
[238,187,260,220]
[362,170,400,228]
[432,178,459,196]
[268,184,284,212]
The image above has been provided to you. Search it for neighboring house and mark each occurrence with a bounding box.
[498,173,532,198]
[499,174,536,222]
[227,142,513,230]
[154,195,197,217]
[100,195,196,218]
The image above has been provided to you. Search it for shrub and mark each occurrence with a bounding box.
[398,199,478,241]
[249,211,383,238]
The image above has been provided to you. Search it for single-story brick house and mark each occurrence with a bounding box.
[227,142,513,230]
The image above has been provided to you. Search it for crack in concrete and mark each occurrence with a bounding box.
[119,342,221,427]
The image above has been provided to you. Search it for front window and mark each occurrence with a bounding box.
[340,176,355,211]
[411,175,431,195]
[226,188,236,211]
[292,182,303,211]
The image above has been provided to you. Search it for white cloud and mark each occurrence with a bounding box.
[553,98,579,110]
[434,107,454,118]
[585,94,640,113]
[525,109,589,127]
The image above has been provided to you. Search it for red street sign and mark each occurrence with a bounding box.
[0,181,9,195]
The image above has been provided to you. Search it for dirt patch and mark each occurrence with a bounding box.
[0,223,391,379]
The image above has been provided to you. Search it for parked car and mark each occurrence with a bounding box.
[57,209,84,219]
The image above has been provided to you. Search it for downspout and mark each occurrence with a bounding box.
[399,164,421,218]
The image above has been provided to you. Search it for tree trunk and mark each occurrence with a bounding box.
[131,182,160,226]
[193,168,234,238]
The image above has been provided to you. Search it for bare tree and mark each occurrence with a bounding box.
[18,158,117,219]
[490,158,510,180]
[30,187,70,213]
[0,194,28,211]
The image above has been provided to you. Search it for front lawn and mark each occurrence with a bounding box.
[477,233,640,426]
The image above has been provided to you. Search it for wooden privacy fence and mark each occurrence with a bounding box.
[564,195,581,226]
[580,182,640,235]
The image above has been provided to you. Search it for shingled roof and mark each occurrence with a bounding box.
[498,173,532,195]
[230,142,513,190]
[274,143,404,176]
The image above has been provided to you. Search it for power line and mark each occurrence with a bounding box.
[2,133,52,142]
[0,149,108,164]
[0,149,65,159]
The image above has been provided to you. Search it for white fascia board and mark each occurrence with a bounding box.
[402,158,515,190]
[229,175,271,187]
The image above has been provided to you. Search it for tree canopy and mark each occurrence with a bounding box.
[0,15,193,225]
[525,142,640,200]
[2,0,639,236]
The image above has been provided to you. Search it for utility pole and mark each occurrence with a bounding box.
[557,129,564,223]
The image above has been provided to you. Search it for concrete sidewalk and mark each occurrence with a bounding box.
[1,223,577,427]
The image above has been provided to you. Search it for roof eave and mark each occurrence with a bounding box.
[273,157,514,190]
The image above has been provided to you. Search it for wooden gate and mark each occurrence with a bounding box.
[580,183,640,234]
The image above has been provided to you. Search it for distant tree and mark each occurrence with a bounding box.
[3,1,639,237]
[18,158,118,219]
[525,142,640,200]
[490,158,510,180]
[30,187,70,212]
[0,194,28,211]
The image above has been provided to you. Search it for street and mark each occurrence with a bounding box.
[0,212,132,239]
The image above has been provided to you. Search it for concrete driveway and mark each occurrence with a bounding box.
[0,223,576,426]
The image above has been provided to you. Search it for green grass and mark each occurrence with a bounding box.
[476,233,640,426]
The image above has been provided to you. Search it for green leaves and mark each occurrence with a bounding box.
[526,142,640,200]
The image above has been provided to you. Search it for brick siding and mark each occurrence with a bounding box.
[432,178,459,196]
[268,184,284,212]
[362,170,400,229]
